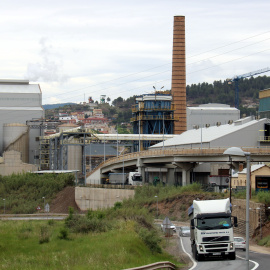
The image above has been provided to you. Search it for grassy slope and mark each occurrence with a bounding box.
[0,220,182,270]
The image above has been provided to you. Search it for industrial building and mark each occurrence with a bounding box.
[149,116,270,185]
[258,88,270,119]
[186,103,240,130]
[131,91,176,151]
[151,116,270,150]
[0,79,44,164]
[39,125,176,182]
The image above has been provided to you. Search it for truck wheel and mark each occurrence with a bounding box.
[195,250,203,261]
[228,252,236,260]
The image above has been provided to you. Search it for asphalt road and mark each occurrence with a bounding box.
[180,235,269,270]
[0,215,67,220]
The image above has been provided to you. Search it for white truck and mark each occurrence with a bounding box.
[108,172,142,185]
[128,172,143,186]
[188,198,238,261]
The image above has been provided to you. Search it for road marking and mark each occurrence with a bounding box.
[179,236,197,270]
[236,255,259,270]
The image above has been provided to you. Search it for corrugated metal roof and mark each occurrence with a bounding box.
[151,117,266,148]
[188,104,238,111]
[0,84,40,93]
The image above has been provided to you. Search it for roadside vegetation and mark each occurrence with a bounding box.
[1,173,270,266]
[0,194,184,270]
[258,235,270,247]
[0,218,182,270]
[233,189,270,205]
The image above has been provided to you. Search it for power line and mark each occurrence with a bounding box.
[42,31,270,103]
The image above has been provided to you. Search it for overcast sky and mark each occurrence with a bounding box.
[1,0,270,104]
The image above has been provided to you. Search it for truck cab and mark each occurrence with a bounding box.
[189,198,237,261]
[128,172,142,186]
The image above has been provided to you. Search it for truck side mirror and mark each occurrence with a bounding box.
[234,216,238,227]
[190,219,195,229]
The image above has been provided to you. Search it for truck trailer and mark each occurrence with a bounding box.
[108,172,142,185]
[188,198,237,261]
[108,173,127,185]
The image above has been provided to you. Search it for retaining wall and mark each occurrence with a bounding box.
[75,187,135,210]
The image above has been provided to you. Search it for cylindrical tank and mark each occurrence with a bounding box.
[67,145,82,171]
[3,123,29,163]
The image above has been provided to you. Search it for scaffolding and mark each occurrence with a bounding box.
[131,92,176,151]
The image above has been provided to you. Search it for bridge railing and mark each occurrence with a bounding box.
[87,147,270,178]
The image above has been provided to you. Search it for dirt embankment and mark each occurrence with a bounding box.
[49,186,81,213]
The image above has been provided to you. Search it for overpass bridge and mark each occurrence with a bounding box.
[87,147,270,186]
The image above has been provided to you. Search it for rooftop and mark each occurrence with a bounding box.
[151,116,265,148]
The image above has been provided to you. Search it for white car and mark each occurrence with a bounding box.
[234,237,246,251]
[161,223,176,233]
[179,226,190,237]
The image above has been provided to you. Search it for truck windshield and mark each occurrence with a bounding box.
[133,176,142,181]
[197,217,232,230]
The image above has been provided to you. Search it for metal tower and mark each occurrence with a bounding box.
[131,91,176,151]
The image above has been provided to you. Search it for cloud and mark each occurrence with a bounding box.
[24,37,69,83]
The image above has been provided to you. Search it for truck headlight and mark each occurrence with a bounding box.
[199,245,203,251]
[230,243,234,250]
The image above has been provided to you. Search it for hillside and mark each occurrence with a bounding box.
[44,75,270,124]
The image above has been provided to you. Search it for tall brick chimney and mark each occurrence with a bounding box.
[171,15,186,134]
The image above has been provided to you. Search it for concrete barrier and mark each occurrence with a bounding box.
[75,187,135,210]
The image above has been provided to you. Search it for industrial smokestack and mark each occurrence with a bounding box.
[171,15,186,134]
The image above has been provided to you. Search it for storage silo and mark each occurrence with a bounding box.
[67,145,82,171]
[3,123,29,163]
[58,123,82,171]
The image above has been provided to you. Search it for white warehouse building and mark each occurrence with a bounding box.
[0,79,44,164]
[186,103,240,130]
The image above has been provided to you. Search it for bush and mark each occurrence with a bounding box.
[137,227,162,254]
[58,227,69,240]
[18,223,33,240]
[65,214,110,234]
[39,225,50,244]
[258,235,270,247]
[48,219,55,226]
[257,191,270,204]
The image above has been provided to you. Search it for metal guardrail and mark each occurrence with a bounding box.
[123,261,176,270]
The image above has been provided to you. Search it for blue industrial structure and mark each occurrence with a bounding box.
[131,91,176,151]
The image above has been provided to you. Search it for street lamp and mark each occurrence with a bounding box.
[154,195,158,218]
[3,199,5,214]
[162,112,165,154]
[42,197,45,212]
[223,147,250,270]
[116,125,119,157]
[228,156,232,203]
